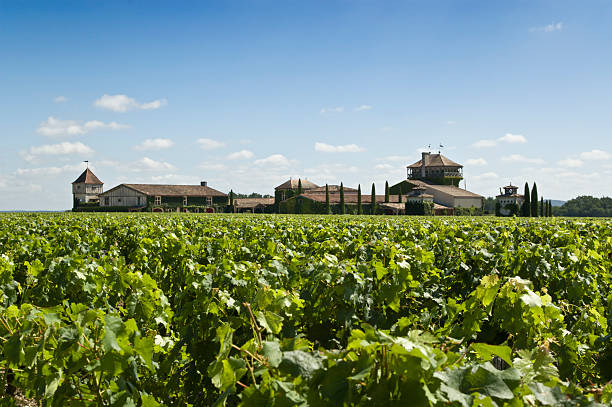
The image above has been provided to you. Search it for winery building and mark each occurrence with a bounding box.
[390,152,483,211]
[99,182,227,212]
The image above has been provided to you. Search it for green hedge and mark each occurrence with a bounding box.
[405,201,433,215]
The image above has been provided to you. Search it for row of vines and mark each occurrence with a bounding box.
[0,213,611,405]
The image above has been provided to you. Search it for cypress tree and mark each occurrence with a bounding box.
[549,200,553,217]
[357,184,362,214]
[229,190,234,212]
[340,182,345,214]
[522,182,531,217]
[371,183,376,215]
[384,181,390,203]
[325,184,331,214]
[531,183,538,217]
[297,179,303,195]
[540,197,544,217]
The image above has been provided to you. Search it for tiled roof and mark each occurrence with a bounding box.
[72,168,103,185]
[275,178,319,190]
[408,180,483,198]
[234,198,275,207]
[407,153,462,168]
[101,184,227,197]
[308,185,358,193]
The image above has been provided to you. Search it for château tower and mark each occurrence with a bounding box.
[72,168,103,207]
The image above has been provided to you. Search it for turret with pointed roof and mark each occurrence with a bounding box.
[72,168,103,207]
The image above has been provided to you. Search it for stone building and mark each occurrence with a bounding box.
[496,183,523,216]
[390,152,483,211]
[98,182,227,212]
[72,168,103,206]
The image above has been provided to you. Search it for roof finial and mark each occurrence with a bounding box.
[84,160,89,169]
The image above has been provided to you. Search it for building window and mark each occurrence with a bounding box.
[206,196,212,206]
[155,196,161,205]
[183,196,188,206]
[118,198,122,203]
[104,197,109,206]
[137,197,141,206]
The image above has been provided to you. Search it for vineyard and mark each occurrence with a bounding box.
[1,213,611,406]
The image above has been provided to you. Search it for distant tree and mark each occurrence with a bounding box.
[296,196,302,214]
[550,200,554,217]
[385,181,390,203]
[554,196,612,217]
[325,184,331,214]
[548,200,553,217]
[297,179,303,195]
[340,182,345,215]
[531,183,538,217]
[521,183,531,217]
[371,183,376,215]
[495,201,501,217]
[357,184,362,214]
[229,190,234,212]
[540,197,544,217]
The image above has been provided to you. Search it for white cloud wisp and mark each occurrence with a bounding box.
[94,94,167,112]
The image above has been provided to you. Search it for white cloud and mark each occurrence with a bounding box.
[16,163,85,176]
[380,126,393,132]
[197,138,226,150]
[498,133,527,144]
[466,158,487,166]
[447,120,456,125]
[354,105,372,112]
[320,106,344,114]
[135,138,175,151]
[36,116,128,137]
[314,142,365,153]
[29,141,93,156]
[472,139,498,148]
[557,158,583,168]
[501,154,545,164]
[54,96,68,103]
[580,149,611,161]
[531,22,563,32]
[473,133,527,148]
[135,157,176,172]
[254,154,291,167]
[227,150,254,160]
[94,94,167,112]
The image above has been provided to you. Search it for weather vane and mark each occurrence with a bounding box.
[84,160,89,168]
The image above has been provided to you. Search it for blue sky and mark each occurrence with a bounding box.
[1,1,611,210]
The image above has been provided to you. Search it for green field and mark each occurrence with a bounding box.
[1,213,611,406]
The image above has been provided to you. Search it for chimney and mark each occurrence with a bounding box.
[200,181,208,187]
[421,152,429,178]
